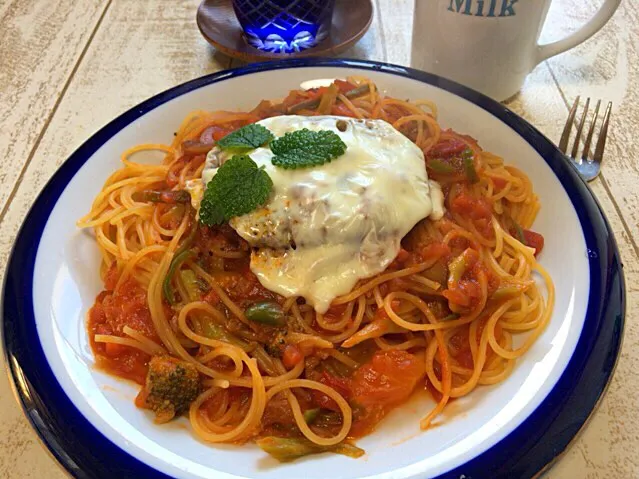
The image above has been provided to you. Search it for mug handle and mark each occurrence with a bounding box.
[536,0,621,64]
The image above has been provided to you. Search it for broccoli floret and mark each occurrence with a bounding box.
[136,356,201,424]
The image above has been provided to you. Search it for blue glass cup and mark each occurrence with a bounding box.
[232,0,336,54]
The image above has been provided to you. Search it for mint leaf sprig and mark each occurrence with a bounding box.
[271,128,347,169]
[217,124,274,151]
[199,155,273,226]
[199,123,349,225]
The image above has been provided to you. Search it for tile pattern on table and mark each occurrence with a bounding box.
[0,1,107,477]
[0,0,232,287]
[537,3,639,473]
[374,0,413,67]
[0,0,109,218]
[544,0,639,259]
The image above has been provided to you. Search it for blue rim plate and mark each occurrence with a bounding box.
[1,58,625,479]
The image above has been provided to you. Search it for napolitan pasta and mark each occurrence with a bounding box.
[79,77,553,462]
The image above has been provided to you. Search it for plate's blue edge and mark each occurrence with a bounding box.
[0,58,625,479]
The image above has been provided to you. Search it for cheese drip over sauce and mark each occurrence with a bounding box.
[202,115,444,313]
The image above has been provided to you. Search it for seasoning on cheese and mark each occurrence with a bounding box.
[202,115,444,313]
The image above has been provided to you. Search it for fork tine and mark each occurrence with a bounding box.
[571,97,590,159]
[559,96,580,153]
[581,100,601,161]
[593,102,612,164]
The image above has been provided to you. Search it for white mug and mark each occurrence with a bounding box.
[411,0,621,101]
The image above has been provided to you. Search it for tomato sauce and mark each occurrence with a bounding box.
[88,277,157,385]
[209,271,278,308]
[523,229,544,255]
[449,317,503,369]
[306,351,426,438]
[84,88,548,446]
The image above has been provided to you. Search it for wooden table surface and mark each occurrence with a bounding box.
[0,0,636,477]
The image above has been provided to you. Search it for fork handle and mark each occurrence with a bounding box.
[536,0,621,64]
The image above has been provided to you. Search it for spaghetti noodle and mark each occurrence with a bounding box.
[79,77,553,460]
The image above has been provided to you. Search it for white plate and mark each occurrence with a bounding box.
[2,59,625,479]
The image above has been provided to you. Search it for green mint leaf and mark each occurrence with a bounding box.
[217,124,274,151]
[271,129,347,169]
[199,155,273,226]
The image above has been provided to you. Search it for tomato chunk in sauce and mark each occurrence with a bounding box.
[88,278,158,385]
[351,350,425,408]
[348,350,425,437]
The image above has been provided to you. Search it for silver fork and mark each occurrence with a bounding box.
[558,96,612,182]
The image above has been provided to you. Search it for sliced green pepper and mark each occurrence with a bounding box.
[512,220,528,246]
[287,84,370,114]
[162,218,199,305]
[447,253,467,286]
[491,285,523,300]
[303,408,320,424]
[200,320,249,349]
[245,301,285,327]
[428,159,457,174]
[175,220,198,257]
[256,437,365,462]
[132,189,191,204]
[163,250,194,305]
[179,270,201,302]
[462,148,479,183]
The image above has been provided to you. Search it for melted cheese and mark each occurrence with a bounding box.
[202,115,444,313]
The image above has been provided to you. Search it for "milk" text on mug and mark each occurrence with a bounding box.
[448,0,518,17]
